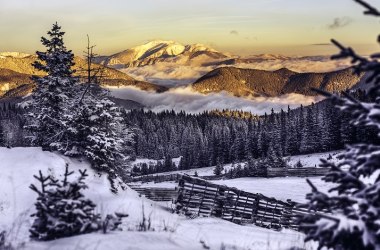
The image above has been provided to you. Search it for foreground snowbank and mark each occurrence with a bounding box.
[0,147,317,250]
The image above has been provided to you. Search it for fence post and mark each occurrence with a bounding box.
[251,194,259,224]
[231,189,241,223]
[215,185,225,218]
[198,181,208,216]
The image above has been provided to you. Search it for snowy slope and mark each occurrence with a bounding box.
[0,147,317,250]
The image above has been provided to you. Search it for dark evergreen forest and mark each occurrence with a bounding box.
[125,91,377,171]
[0,90,376,174]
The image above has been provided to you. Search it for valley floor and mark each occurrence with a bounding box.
[0,147,323,250]
[131,150,342,178]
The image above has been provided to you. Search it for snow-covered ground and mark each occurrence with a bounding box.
[131,156,182,168]
[138,176,332,204]
[213,177,333,203]
[0,147,317,250]
[285,150,342,168]
[134,150,343,177]
[133,163,237,177]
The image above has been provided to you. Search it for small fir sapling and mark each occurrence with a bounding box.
[29,165,128,241]
[295,160,303,168]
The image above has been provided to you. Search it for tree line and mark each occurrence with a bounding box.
[126,90,376,173]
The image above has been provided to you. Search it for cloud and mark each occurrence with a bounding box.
[121,57,352,87]
[328,17,352,29]
[121,64,215,87]
[108,86,323,115]
[230,30,239,35]
[232,56,352,73]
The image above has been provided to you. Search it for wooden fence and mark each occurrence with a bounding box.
[175,175,313,231]
[267,167,330,177]
[129,185,178,202]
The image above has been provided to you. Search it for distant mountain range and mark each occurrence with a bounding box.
[192,67,365,97]
[0,43,368,104]
[93,40,348,72]
[94,40,229,68]
[0,52,166,98]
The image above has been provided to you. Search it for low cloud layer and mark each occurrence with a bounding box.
[108,86,323,115]
[121,57,352,87]
[233,56,352,73]
[122,64,214,87]
[328,17,352,29]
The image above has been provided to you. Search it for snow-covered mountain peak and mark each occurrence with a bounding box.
[97,40,226,68]
[0,52,31,59]
[126,40,219,60]
[117,40,181,61]
[185,43,218,53]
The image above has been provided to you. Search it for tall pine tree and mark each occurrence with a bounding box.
[27,22,77,150]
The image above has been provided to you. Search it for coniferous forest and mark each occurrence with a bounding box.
[0,90,376,175]
[125,90,376,171]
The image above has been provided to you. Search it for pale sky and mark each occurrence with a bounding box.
[0,0,379,56]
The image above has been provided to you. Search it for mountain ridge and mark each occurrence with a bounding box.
[191,66,365,97]
[0,54,167,98]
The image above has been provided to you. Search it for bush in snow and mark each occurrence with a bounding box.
[0,230,14,250]
[213,161,224,176]
[299,1,380,249]
[136,205,153,232]
[29,165,128,241]
[294,160,303,168]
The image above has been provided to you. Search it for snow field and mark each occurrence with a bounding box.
[0,147,318,249]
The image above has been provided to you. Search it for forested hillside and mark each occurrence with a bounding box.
[126,90,376,170]
[192,67,364,97]
[1,90,375,174]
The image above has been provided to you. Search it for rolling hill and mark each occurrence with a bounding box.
[0,53,167,98]
[191,67,365,97]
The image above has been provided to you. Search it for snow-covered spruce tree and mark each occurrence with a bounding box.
[68,87,129,179]
[64,36,133,184]
[213,160,224,176]
[27,22,77,150]
[29,165,127,240]
[295,160,303,169]
[299,1,380,249]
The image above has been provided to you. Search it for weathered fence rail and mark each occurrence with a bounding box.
[129,185,178,202]
[175,175,312,231]
[131,173,182,183]
[267,167,329,177]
